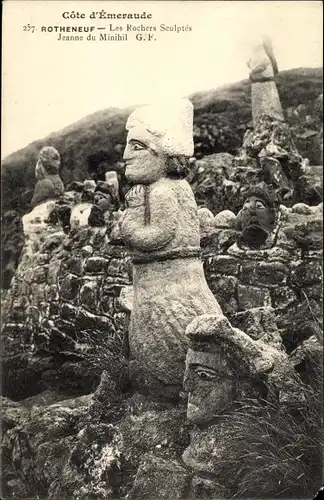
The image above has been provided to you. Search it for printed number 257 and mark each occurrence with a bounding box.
[23,24,35,33]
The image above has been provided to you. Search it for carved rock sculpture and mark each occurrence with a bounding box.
[183,314,275,425]
[182,314,311,497]
[183,313,304,428]
[30,146,64,208]
[235,182,280,249]
[247,35,284,126]
[119,99,223,398]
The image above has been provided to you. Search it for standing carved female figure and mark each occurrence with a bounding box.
[247,35,284,126]
[119,99,223,398]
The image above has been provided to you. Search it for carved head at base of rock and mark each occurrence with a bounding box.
[236,182,280,248]
[184,315,274,425]
[123,99,194,185]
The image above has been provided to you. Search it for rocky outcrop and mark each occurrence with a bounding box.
[1,373,191,500]
[1,191,131,401]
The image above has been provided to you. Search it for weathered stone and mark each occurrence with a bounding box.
[80,281,100,313]
[81,245,93,258]
[76,309,115,335]
[271,286,296,309]
[292,203,314,215]
[84,256,109,274]
[59,274,80,301]
[34,266,48,284]
[237,284,271,310]
[44,284,59,303]
[22,267,35,284]
[277,298,322,352]
[88,205,106,227]
[70,203,92,230]
[106,258,128,278]
[289,335,322,388]
[290,260,322,288]
[66,180,84,192]
[289,216,322,250]
[300,283,323,301]
[201,229,237,252]
[127,455,189,500]
[100,294,116,317]
[117,285,134,313]
[190,476,227,499]
[47,260,62,285]
[91,227,108,249]
[203,255,239,276]
[65,256,83,276]
[213,209,236,228]
[26,305,41,325]
[260,156,291,197]
[231,307,280,343]
[49,301,60,317]
[43,233,65,253]
[240,260,289,286]
[38,253,50,265]
[206,274,238,315]
[102,282,125,296]
[30,283,47,305]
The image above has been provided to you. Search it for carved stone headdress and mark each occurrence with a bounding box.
[186,314,274,378]
[126,98,194,157]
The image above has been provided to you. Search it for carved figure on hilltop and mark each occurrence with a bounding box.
[30,146,64,208]
[119,99,223,399]
[247,35,284,126]
[235,182,280,249]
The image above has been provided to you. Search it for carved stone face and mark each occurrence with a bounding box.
[183,347,236,425]
[238,196,274,247]
[123,136,167,185]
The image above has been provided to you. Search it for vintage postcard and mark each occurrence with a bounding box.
[1,1,323,499]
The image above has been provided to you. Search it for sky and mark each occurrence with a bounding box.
[2,0,323,159]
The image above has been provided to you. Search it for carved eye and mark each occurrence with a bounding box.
[195,368,217,381]
[133,142,145,151]
[255,201,266,209]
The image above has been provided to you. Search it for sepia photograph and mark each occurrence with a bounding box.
[1,1,323,499]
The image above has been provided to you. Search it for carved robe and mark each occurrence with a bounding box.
[120,178,223,393]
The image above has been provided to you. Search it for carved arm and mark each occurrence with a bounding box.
[120,184,178,252]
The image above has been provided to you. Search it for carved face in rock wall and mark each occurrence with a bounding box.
[237,195,275,247]
[183,347,236,425]
[123,135,167,185]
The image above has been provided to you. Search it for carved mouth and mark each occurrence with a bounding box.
[242,225,269,247]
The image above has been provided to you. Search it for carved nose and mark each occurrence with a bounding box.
[183,370,193,392]
[123,145,133,161]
